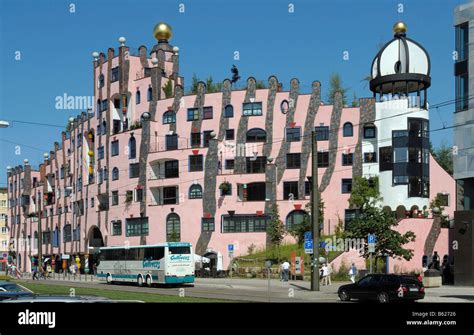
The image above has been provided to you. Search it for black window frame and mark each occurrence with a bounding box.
[341,178,353,194]
[315,126,329,141]
[165,134,178,151]
[286,127,301,142]
[286,153,301,169]
[189,155,204,172]
[342,153,353,166]
[283,181,299,200]
[164,160,179,178]
[317,151,329,168]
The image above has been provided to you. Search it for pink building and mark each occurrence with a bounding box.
[6,22,456,274]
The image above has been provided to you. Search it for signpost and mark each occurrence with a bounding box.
[304,232,313,254]
[228,244,234,278]
[368,234,376,273]
[265,260,272,302]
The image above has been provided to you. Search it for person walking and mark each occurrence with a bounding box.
[282,260,290,282]
[320,263,328,286]
[349,263,358,283]
[326,263,332,286]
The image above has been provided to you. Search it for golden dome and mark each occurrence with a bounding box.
[393,21,407,34]
[153,22,172,41]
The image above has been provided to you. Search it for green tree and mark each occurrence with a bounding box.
[163,80,173,98]
[168,230,180,242]
[431,140,453,175]
[256,80,267,89]
[189,73,199,94]
[327,73,348,105]
[351,92,359,107]
[288,200,324,246]
[346,177,416,272]
[266,204,286,260]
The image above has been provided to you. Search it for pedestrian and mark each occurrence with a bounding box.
[282,259,290,282]
[349,263,358,283]
[327,263,332,286]
[279,262,284,281]
[320,263,328,286]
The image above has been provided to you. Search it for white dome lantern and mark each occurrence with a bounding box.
[370,22,431,97]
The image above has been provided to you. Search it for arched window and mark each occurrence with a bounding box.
[166,213,181,242]
[163,111,176,124]
[96,99,101,114]
[246,128,267,142]
[128,136,136,159]
[98,74,104,89]
[112,167,119,180]
[363,123,376,139]
[136,90,141,105]
[343,122,353,137]
[285,210,309,230]
[189,184,203,199]
[224,104,234,118]
[103,167,108,181]
[147,87,153,102]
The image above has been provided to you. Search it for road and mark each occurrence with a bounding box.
[15,277,474,303]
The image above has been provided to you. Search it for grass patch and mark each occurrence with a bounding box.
[16,281,226,303]
[0,275,12,281]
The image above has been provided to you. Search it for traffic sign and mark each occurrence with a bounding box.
[304,239,313,254]
[368,234,376,253]
[227,244,234,252]
[304,231,312,240]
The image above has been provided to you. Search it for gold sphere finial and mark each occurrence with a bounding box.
[153,22,172,42]
[393,21,407,34]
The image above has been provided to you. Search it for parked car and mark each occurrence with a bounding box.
[0,281,34,301]
[338,274,425,303]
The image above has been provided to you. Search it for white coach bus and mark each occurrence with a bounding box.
[96,242,195,286]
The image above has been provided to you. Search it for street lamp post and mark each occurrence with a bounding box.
[311,131,320,291]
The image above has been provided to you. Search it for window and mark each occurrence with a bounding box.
[286,153,301,169]
[166,134,178,151]
[408,118,429,138]
[113,119,121,133]
[456,73,469,112]
[225,129,235,140]
[246,128,266,142]
[111,140,119,156]
[202,218,215,232]
[222,215,268,233]
[242,102,263,116]
[379,146,393,171]
[344,209,358,230]
[97,146,104,160]
[61,224,71,242]
[203,106,213,119]
[343,122,353,137]
[135,188,143,202]
[112,191,119,206]
[147,87,153,101]
[342,153,353,166]
[224,104,234,118]
[163,187,178,204]
[285,210,309,229]
[163,111,176,124]
[189,155,204,172]
[112,220,122,236]
[363,124,376,139]
[128,136,136,159]
[393,130,409,138]
[166,214,181,241]
[203,131,213,147]
[315,126,329,141]
[189,184,203,199]
[165,160,179,178]
[112,167,119,180]
[98,74,104,88]
[220,182,232,196]
[394,176,409,185]
[456,22,469,62]
[225,159,235,170]
[305,181,311,196]
[286,127,301,142]
[283,181,299,200]
[126,218,149,237]
[280,100,289,114]
[409,147,422,163]
[101,100,108,112]
[129,163,139,178]
[114,98,120,109]
[111,67,119,82]
[364,152,377,163]
[437,193,450,206]
[342,179,352,193]
[136,90,141,105]
[191,132,201,147]
[187,108,199,121]
[246,156,266,173]
[244,182,266,201]
[317,151,329,168]
[393,147,408,163]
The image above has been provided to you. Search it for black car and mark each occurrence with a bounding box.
[0,281,35,301]
[338,274,425,303]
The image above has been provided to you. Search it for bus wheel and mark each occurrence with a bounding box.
[137,275,144,286]
[106,274,112,284]
[146,275,152,287]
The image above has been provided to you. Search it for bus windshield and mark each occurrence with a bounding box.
[169,246,191,255]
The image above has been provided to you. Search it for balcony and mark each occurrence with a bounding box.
[149,159,179,180]
[149,186,179,206]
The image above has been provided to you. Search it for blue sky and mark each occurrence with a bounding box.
[0,0,465,186]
